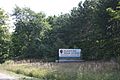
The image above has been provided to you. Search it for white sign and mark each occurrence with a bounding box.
[59,49,81,58]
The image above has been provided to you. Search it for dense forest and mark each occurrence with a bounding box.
[0,0,120,63]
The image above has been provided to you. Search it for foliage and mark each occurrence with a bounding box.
[107,2,120,20]
[11,6,51,59]
[0,8,10,63]
[107,1,120,63]
[0,0,120,61]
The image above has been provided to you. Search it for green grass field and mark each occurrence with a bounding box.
[1,61,120,80]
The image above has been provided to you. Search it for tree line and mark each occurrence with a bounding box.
[0,0,120,63]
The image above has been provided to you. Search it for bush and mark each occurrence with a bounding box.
[4,60,14,64]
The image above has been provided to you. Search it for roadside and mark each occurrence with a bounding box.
[0,61,120,80]
[0,70,40,80]
[0,72,15,80]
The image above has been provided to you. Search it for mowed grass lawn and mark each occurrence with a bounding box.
[1,61,120,80]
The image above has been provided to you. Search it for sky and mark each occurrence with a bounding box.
[0,0,85,16]
[0,0,85,32]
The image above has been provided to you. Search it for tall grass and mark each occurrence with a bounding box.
[1,61,120,80]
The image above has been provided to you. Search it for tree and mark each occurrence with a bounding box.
[106,1,120,59]
[95,0,120,60]
[55,0,102,60]
[11,7,51,59]
[10,0,120,61]
[43,14,70,61]
[0,8,10,63]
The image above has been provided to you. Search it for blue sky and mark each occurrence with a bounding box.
[0,0,85,16]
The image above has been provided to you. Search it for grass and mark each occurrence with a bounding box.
[0,69,39,80]
[0,61,120,80]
